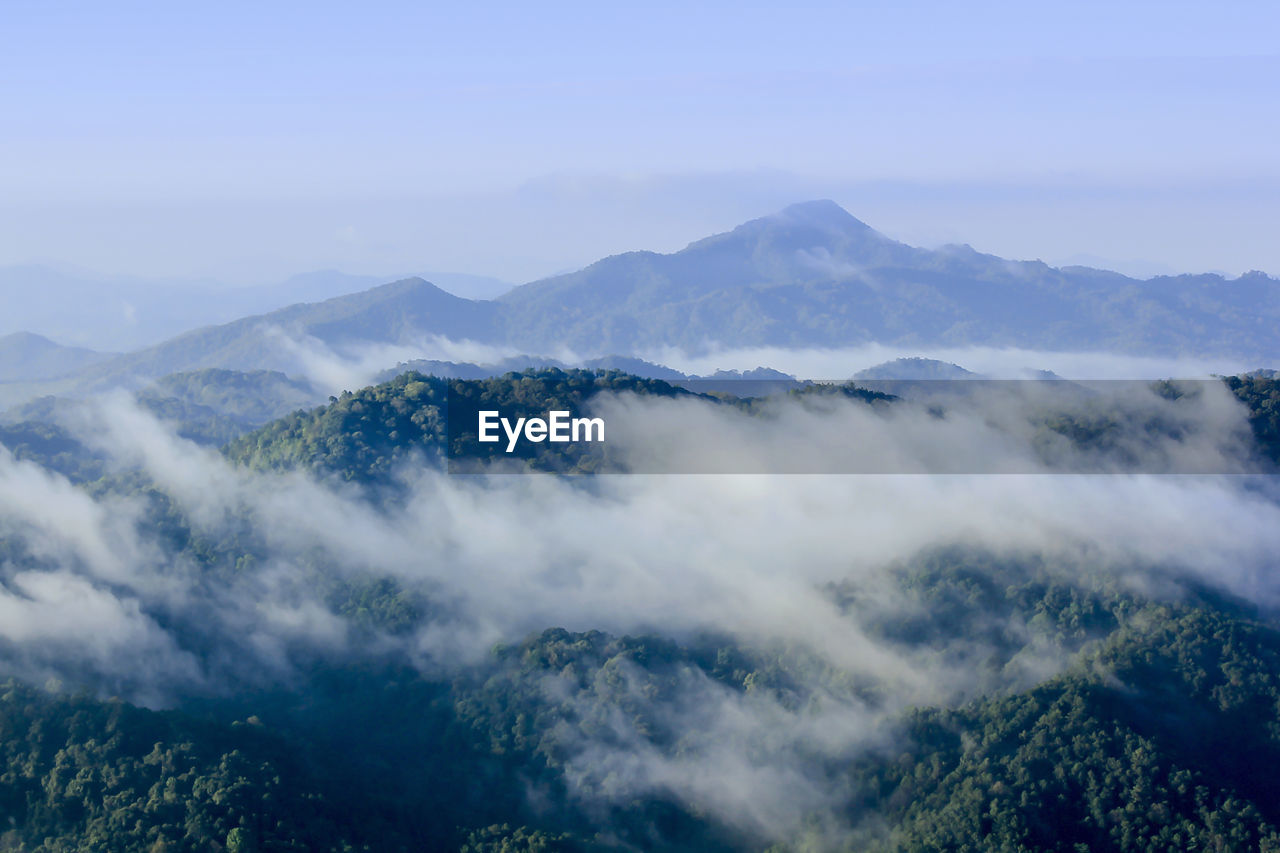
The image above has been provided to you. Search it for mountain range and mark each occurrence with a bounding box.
[494,200,1278,356]
[2,200,1275,402]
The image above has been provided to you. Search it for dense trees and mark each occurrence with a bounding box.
[7,595,1280,851]
[1224,373,1280,466]
[857,604,1280,852]
[1,370,1280,849]
[0,682,354,852]
[225,369,692,480]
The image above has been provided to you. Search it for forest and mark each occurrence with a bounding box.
[0,370,1277,851]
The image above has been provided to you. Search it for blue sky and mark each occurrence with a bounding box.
[2,0,1277,283]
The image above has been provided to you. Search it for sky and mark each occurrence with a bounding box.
[2,0,1278,284]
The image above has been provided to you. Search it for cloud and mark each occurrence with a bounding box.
[591,378,1257,474]
[1,386,1279,841]
[554,660,877,841]
[0,443,144,585]
[640,343,1253,380]
[264,327,524,392]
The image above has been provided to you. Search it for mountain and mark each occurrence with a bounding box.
[7,370,1280,848]
[581,355,689,380]
[419,270,515,300]
[75,277,497,389]
[226,368,694,479]
[853,359,1063,381]
[267,269,514,304]
[497,200,1280,360]
[153,366,318,415]
[854,357,978,380]
[0,332,112,381]
[21,201,1280,402]
[374,355,690,384]
[248,269,402,312]
[4,367,324,451]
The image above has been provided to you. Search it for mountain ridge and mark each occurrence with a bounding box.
[15,201,1278,398]
[0,331,113,382]
[495,201,1277,357]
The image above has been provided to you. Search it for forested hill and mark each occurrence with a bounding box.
[861,600,1280,851]
[224,368,693,480]
[223,368,1280,480]
[2,552,1280,849]
[1224,372,1280,465]
[2,372,1280,850]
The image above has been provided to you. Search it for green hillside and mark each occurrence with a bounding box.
[0,371,1277,850]
[226,368,692,480]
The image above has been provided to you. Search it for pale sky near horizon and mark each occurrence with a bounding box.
[2,0,1277,284]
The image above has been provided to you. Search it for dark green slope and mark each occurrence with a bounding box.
[863,606,1280,852]
[3,367,324,452]
[0,681,359,852]
[0,420,109,482]
[4,579,1280,851]
[3,372,1280,850]
[1224,373,1280,465]
[138,368,322,444]
[225,368,690,481]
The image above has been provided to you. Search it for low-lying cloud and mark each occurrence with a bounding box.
[1,385,1278,840]
[641,343,1254,380]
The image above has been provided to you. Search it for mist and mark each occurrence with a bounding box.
[640,343,1255,381]
[1,381,1278,841]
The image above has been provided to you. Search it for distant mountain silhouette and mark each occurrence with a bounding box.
[853,358,977,380]
[0,332,111,382]
[29,201,1280,398]
[497,200,1279,359]
[74,278,494,388]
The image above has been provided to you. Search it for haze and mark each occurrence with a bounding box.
[3,0,1278,284]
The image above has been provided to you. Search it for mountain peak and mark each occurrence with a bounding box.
[358,276,464,301]
[0,330,109,382]
[695,200,885,253]
[714,200,896,253]
[0,330,57,347]
[0,331,96,356]
[774,199,874,232]
[695,199,906,262]
[854,358,978,380]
